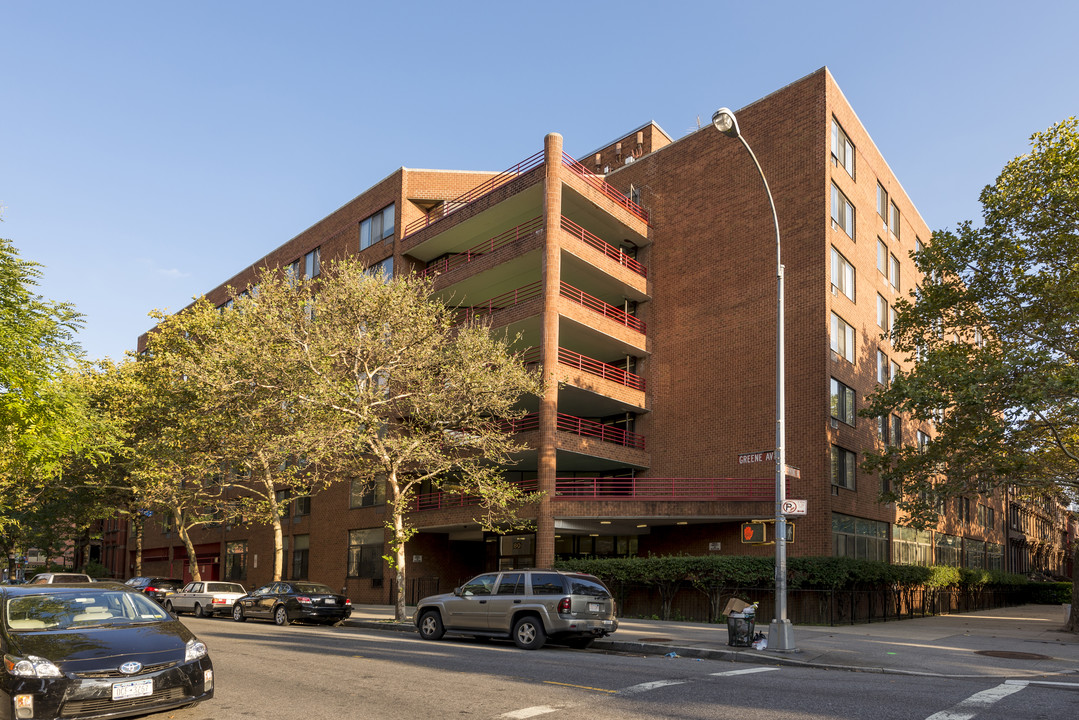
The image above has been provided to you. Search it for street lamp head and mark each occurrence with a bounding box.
[712,108,740,138]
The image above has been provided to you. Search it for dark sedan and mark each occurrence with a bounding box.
[231,581,351,626]
[0,583,213,719]
[123,576,184,604]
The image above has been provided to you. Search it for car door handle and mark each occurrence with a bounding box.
[513,600,521,604]
[478,600,487,604]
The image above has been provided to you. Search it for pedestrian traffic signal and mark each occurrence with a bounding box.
[741,522,767,543]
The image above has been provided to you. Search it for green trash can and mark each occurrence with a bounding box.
[726,611,755,647]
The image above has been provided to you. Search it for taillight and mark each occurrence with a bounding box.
[345,598,352,606]
[145,586,157,593]
[212,598,226,605]
[297,596,312,604]
[558,597,572,613]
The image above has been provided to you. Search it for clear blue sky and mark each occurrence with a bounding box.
[2,1,1076,361]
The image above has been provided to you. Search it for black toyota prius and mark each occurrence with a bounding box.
[1,583,214,719]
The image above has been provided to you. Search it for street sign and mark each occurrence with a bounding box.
[781,499,807,516]
[784,465,801,479]
[737,450,773,465]
[741,522,767,543]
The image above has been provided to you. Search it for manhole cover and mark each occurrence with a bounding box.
[636,637,673,643]
[974,650,1051,660]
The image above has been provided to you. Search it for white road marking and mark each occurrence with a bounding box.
[502,707,558,719]
[924,681,1027,720]
[711,667,781,677]
[620,680,687,695]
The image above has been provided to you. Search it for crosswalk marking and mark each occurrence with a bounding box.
[502,706,558,719]
[924,681,1027,720]
[620,679,687,695]
[711,667,781,677]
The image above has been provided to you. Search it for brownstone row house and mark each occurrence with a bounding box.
[102,68,1074,601]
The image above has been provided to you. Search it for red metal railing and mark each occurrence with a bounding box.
[422,217,543,279]
[554,477,785,501]
[413,479,539,512]
[501,412,645,450]
[560,282,645,333]
[455,281,543,324]
[517,347,644,391]
[562,152,650,224]
[403,151,546,237]
[560,216,646,277]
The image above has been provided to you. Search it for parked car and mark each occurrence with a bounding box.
[0,582,214,718]
[123,576,184,603]
[231,581,351,626]
[414,568,618,650]
[165,581,247,618]
[26,572,93,584]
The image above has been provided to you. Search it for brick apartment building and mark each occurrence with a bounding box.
[112,68,1073,601]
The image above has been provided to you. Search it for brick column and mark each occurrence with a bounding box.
[536,133,563,568]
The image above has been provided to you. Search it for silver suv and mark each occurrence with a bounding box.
[414,569,617,650]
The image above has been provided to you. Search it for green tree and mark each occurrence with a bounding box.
[0,236,85,525]
[863,117,1079,630]
[210,258,543,621]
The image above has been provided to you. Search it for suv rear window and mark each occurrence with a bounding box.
[529,573,566,595]
[568,576,611,598]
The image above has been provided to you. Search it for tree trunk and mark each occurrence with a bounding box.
[1067,544,1078,633]
[391,474,408,622]
[259,453,285,582]
[174,507,202,582]
[133,515,144,577]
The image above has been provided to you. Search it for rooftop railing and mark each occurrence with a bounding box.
[422,216,544,279]
[554,477,785,501]
[413,479,539,512]
[560,216,647,277]
[562,152,650,224]
[403,150,545,237]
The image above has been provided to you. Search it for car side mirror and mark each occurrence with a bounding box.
[453,586,462,597]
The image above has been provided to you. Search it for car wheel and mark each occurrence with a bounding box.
[273,605,291,626]
[418,610,445,641]
[165,600,177,614]
[512,616,547,650]
[564,637,595,650]
[232,604,247,622]
[194,603,206,618]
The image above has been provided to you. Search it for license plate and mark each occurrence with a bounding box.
[323,598,336,605]
[112,678,153,700]
[588,603,601,612]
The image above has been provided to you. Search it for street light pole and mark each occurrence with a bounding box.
[712,108,796,651]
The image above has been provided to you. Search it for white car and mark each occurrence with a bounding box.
[165,581,247,618]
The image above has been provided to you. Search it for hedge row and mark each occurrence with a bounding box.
[553,555,1032,592]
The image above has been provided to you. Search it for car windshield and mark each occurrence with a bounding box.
[206,583,244,593]
[292,583,335,595]
[5,591,171,631]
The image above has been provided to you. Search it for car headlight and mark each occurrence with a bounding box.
[4,654,62,678]
[185,639,208,662]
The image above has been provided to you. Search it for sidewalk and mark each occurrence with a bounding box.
[344,603,1079,680]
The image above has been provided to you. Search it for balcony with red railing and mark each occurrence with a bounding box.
[502,412,645,451]
[560,216,646,278]
[520,347,644,392]
[554,477,785,501]
[421,216,543,280]
[403,151,545,238]
[562,152,650,225]
[456,281,644,334]
[409,477,782,511]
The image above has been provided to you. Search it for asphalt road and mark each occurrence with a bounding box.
[165,616,1079,720]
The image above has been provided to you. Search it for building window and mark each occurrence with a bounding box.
[877,183,888,221]
[892,526,933,566]
[890,415,901,447]
[877,294,888,330]
[877,238,888,276]
[956,496,971,524]
[365,256,394,282]
[830,378,856,426]
[831,183,855,239]
[977,504,995,530]
[832,512,887,561]
[888,306,897,335]
[831,247,856,301]
[831,445,856,490]
[889,254,901,290]
[286,260,301,287]
[915,236,924,255]
[877,350,889,384]
[877,415,887,443]
[360,204,396,250]
[987,542,1003,570]
[350,478,386,508]
[890,201,901,239]
[831,119,855,178]
[294,495,311,518]
[291,534,309,580]
[890,359,900,382]
[224,541,247,582]
[935,533,962,567]
[831,313,855,363]
[347,528,383,579]
[916,430,930,452]
[305,248,320,278]
[964,538,986,569]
